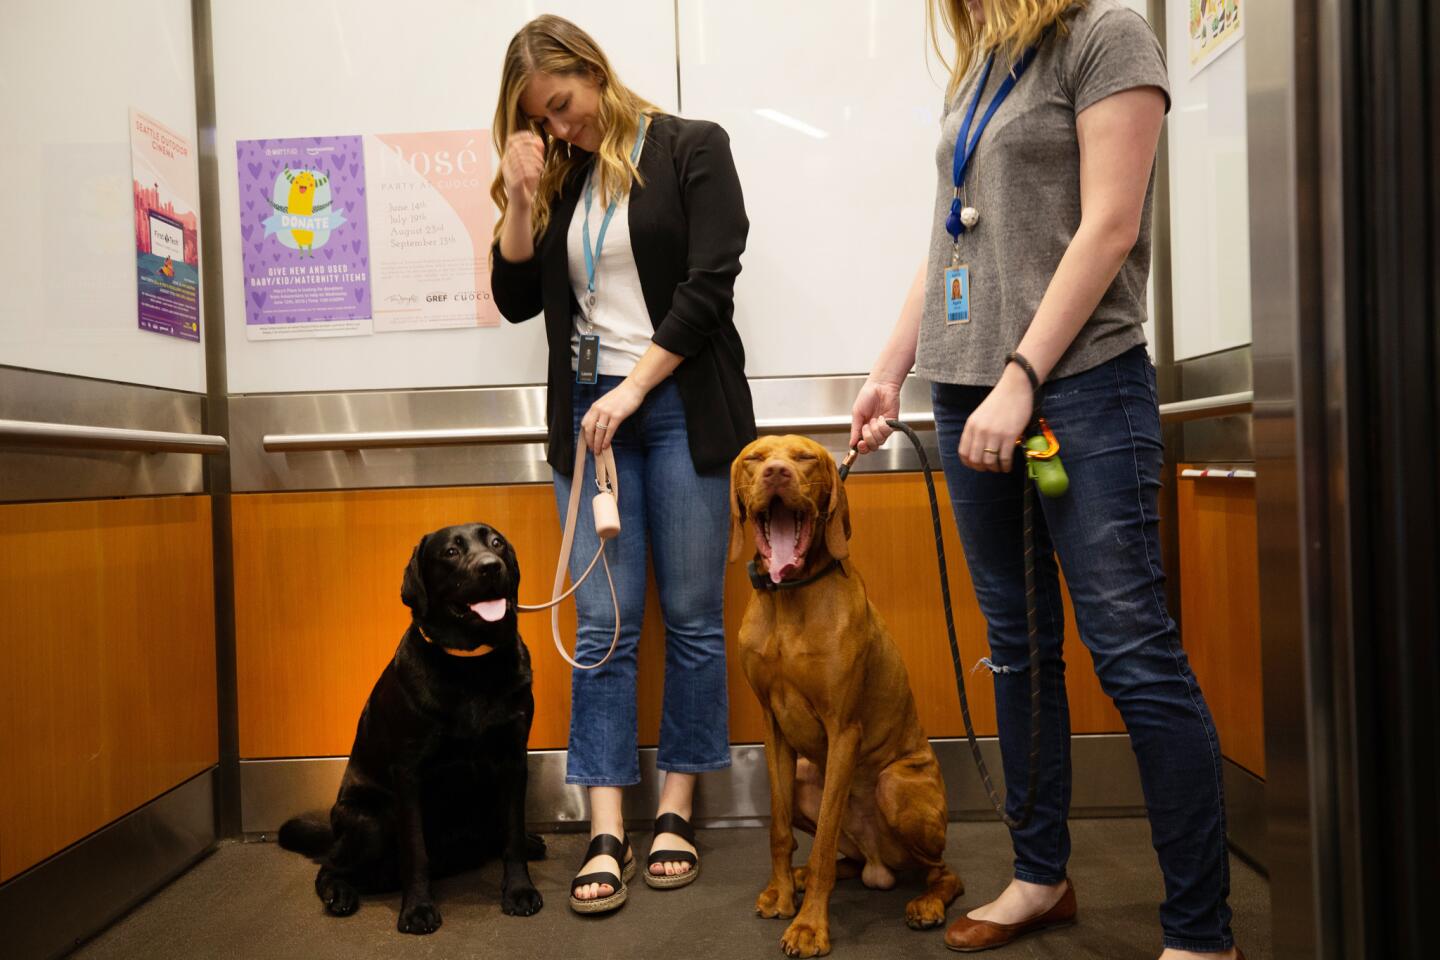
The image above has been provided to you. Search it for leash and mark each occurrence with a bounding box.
[516,445,623,671]
[838,418,1062,831]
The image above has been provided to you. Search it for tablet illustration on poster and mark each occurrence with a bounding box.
[365,130,500,332]
[130,109,200,341]
[236,135,372,340]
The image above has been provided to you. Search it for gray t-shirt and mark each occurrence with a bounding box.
[915,0,1170,386]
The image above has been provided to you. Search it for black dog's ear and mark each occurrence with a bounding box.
[401,534,429,617]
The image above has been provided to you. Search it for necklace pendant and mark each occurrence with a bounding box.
[960,206,980,229]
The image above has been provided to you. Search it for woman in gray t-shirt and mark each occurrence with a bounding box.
[851,2,1241,958]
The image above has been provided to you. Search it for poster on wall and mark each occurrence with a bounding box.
[130,109,200,341]
[364,130,500,332]
[1189,0,1243,77]
[236,135,371,340]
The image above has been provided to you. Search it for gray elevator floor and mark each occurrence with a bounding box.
[72,819,1270,959]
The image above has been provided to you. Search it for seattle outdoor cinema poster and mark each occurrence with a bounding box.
[130,109,200,341]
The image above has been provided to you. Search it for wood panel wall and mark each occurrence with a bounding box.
[1176,466,1265,777]
[231,475,1123,761]
[0,496,218,881]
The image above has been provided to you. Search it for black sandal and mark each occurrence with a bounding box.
[644,812,699,889]
[569,833,636,915]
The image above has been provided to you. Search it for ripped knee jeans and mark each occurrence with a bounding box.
[928,346,1234,953]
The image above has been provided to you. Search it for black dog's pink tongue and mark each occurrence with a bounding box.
[470,599,507,622]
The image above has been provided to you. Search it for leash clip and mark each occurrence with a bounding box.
[1018,417,1061,461]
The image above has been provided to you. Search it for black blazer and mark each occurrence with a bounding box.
[490,115,755,476]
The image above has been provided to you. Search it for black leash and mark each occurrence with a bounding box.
[839,419,1041,831]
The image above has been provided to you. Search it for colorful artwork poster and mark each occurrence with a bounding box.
[130,109,200,341]
[364,131,500,332]
[1189,0,1244,77]
[236,135,371,340]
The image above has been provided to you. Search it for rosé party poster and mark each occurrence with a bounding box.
[364,130,500,332]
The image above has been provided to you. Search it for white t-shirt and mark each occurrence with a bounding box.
[566,154,653,377]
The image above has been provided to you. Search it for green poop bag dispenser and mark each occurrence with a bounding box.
[1022,419,1069,498]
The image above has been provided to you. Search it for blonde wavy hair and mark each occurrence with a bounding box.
[928,0,1086,103]
[491,15,661,242]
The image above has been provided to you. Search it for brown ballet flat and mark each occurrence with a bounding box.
[943,882,1077,952]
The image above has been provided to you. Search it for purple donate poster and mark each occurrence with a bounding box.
[236,135,371,340]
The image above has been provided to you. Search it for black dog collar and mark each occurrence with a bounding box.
[747,557,845,593]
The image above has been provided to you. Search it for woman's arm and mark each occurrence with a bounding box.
[579,343,684,454]
[491,131,546,322]
[959,84,1166,473]
[850,261,926,454]
[648,122,749,357]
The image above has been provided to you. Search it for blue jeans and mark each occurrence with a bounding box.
[931,346,1232,953]
[555,376,732,786]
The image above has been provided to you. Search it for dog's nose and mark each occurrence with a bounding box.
[476,554,504,575]
[761,460,795,483]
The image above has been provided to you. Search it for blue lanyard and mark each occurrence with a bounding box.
[582,115,649,301]
[946,47,1039,241]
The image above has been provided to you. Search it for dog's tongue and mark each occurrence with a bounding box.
[470,599,507,622]
[770,505,800,583]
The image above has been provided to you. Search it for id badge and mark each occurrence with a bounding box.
[576,333,601,384]
[944,265,971,325]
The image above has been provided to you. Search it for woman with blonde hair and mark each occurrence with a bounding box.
[851,1,1242,957]
[489,15,753,915]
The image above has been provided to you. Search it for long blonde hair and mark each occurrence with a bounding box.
[928,0,1085,103]
[491,15,661,242]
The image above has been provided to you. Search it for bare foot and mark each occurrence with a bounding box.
[573,787,626,903]
[650,771,697,879]
[966,877,1068,924]
[653,829,696,880]
[572,830,623,902]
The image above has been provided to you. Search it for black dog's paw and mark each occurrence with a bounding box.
[316,871,359,917]
[524,832,547,861]
[501,884,544,917]
[397,899,443,935]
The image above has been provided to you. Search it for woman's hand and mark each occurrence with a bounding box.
[581,379,646,454]
[850,378,903,455]
[959,366,1035,473]
[501,131,545,210]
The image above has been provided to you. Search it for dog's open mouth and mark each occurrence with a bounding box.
[755,496,813,583]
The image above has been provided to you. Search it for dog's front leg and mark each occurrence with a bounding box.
[497,726,543,917]
[756,710,799,920]
[781,724,861,958]
[393,767,441,934]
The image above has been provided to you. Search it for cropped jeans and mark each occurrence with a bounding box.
[555,376,732,787]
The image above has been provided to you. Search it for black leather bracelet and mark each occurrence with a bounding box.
[1005,351,1041,392]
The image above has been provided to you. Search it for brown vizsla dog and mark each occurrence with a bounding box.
[729,435,962,957]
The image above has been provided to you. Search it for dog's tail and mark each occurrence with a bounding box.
[277,815,333,857]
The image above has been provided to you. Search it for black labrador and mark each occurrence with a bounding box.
[278,522,544,933]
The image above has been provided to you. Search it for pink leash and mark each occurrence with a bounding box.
[515,445,622,670]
